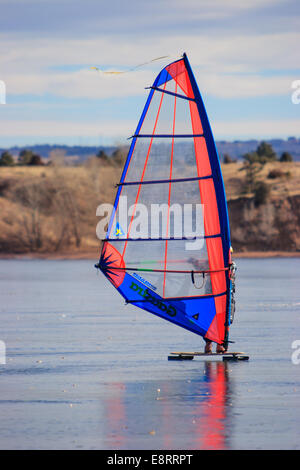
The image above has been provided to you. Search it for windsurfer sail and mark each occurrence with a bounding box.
[96,53,233,349]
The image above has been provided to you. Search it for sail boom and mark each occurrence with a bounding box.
[101,266,229,274]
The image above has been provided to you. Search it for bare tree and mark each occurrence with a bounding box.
[51,168,83,248]
[15,181,46,250]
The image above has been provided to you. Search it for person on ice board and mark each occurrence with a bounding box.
[97,54,239,357]
[204,246,236,354]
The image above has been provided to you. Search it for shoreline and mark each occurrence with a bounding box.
[0,250,299,260]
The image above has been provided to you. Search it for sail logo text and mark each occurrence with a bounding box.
[132,272,157,291]
[129,281,177,317]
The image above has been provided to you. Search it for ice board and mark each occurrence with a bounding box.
[168,351,249,361]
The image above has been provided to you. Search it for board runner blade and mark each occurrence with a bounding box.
[168,355,194,361]
[168,351,249,361]
[170,351,245,356]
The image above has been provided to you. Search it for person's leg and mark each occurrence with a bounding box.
[204,338,213,353]
[216,343,226,353]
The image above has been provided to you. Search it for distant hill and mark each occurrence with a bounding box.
[0,144,117,164]
[1,137,300,162]
[216,137,300,161]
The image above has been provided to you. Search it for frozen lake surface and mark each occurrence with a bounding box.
[0,258,299,450]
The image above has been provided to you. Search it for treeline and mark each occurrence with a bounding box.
[0,147,128,167]
[92,147,127,167]
[1,141,293,167]
[226,142,294,206]
[223,141,293,164]
[0,149,44,166]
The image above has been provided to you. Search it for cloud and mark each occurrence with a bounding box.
[0,118,136,138]
[5,69,152,99]
[0,0,292,38]
[4,68,296,101]
[0,0,299,144]
[1,31,299,72]
[199,74,296,98]
[213,118,300,139]
[1,32,299,100]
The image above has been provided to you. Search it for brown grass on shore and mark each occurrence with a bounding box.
[222,160,300,200]
[0,162,121,254]
[0,160,299,256]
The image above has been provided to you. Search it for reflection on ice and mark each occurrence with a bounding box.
[103,361,232,450]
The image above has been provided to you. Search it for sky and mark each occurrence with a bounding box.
[0,0,300,147]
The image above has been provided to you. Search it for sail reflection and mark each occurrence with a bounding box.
[102,361,232,450]
[199,361,230,449]
[104,382,127,449]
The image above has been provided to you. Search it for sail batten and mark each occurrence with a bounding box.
[98,53,232,346]
[117,175,213,186]
[130,134,204,138]
[148,86,196,102]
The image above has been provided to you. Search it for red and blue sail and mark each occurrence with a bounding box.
[97,54,232,347]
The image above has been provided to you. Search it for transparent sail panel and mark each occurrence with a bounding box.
[138,139,173,182]
[163,271,212,298]
[174,97,194,135]
[118,237,212,298]
[157,75,176,93]
[124,137,208,183]
[172,140,198,179]
[140,80,196,137]
[139,87,170,135]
